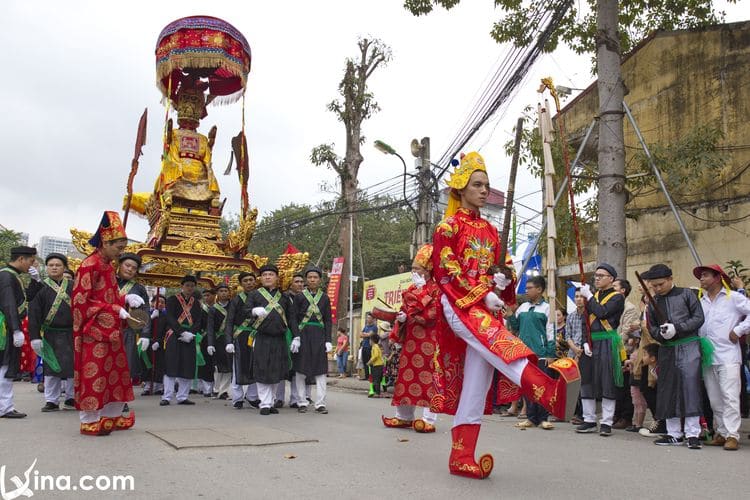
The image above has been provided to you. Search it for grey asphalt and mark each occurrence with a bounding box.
[1,378,747,499]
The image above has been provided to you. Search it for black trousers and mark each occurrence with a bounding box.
[370,365,383,394]
[614,371,634,422]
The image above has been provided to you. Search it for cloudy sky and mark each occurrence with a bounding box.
[1,1,744,247]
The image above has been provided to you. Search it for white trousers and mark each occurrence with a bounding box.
[289,377,302,404]
[703,363,741,439]
[0,364,15,415]
[163,376,192,402]
[44,376,74,404]
[582,398,616,426]
[143,380,164,392]
[275,380,286,401]
[667,415,701,439]
[199,379,213,395]
[257,383,278,409]
[231,373,258,404]
[295,372,327,408]
[79,402,125,423]
[396,404,437,424]
[213,370,231,396]
[441,296,528,427]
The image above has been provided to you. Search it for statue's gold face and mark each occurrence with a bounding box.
[177,90,205,125]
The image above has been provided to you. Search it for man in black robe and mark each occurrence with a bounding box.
[279,272,305,408]
[0,246,37,418]
[28,253,75,411]
[247,264,299,415]
[644,264,706,449]
[224,271,260,409]
[292,267,332,413]
[196,288,215,397]
[117,253,151,385]
[143,295,166,395]
[207,284,232,399]
[160,275,204,406]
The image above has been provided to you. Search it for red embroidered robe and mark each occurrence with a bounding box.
[72,250,134,411]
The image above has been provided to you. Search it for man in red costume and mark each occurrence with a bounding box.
[382,244,441,433]
[431,152,580,479]
[72,211,143,435]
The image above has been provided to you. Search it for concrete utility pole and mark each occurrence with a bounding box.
[411,137,431,247]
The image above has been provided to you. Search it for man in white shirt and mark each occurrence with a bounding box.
[695,264,750,451]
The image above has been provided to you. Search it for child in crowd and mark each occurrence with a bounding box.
[335,327,349,378]
[639,343,662,437]
[367,335,385,398]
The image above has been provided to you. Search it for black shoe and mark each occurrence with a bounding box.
[41,402,60,412]
[599,424,612,436]
[575,422,598,433]
[63,399,76,410]
[298,406,308,413]
[248,399,261,409]
[1,410,27,418]
[274,400,283,408]
[218,392,228,400]
[654,435,684,446]
[625,425,640,432]
[178,399,195,405]
[203,393,212,398]
[315,406,328,414]
[290,402,299,409]
[687,437,702,449]
[260,407,270,415]
[269,407,279,414]
[123,404,129,413]
[233,401,244,410]
[159,399,170,406]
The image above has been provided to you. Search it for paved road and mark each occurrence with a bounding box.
[1,379,747,499]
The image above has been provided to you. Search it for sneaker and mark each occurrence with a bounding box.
[625,425,641,433]
[315,406,328,414]
[599,424,612,436]
[233,401,243,410]
[260,407,270,415]
[63,399,76,410]
[723,437,739,451]
[707,434,726,447]
[687,437,702,449]
[654,435,684,446]
[575,422,598,433]
[639,421,664,437]
[41,402,60,412]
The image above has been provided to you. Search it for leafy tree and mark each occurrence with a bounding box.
[0,228,23,263]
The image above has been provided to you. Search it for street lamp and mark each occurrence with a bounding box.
[373,140,418,219]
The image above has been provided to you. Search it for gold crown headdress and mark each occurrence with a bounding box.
[443,152,487,217]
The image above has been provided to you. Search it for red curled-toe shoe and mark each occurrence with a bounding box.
[520,357,581,421]
[382,415,413,428]
[413,419,436,433]
[449,424,493,479]
[80,417,114,436]
[114,410,135,430]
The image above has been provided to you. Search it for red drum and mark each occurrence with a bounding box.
[371,306,397,323]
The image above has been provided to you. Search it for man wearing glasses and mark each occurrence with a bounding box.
[576,263,625,436]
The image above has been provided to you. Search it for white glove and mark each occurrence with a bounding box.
[138,337,150,351]
[13,331,25,347]
[583,342,593,357]
[396,311,407,323]
[151,341,160,351]
[151,309,160,319]
[225,343,235,354]
[179,331,195,343]
[493,272,511,291]
[31,338,43,355]
[125,294,145,308]
[325,342,333,353]
[28,267,41,282]
[546,325,555,342]
[483,291,505,313]
[290,337,301,353]
[252,307,267,319]
[579,284,593,300]
[207,346,216,356]
[118,308,131,320]
[660,323,676,340]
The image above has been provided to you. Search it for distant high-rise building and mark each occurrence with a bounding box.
[37,236,75,260]
[18,232,29,245]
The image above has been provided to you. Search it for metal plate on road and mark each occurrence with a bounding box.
[147,426,318,450]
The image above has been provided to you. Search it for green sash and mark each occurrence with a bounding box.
[300,289,323,327]
[137,341,152,369]
[37,328,63,373]
[213,303,228,333]
[42,277,70,325]
[251,288,286,333]
[118,280,135,297]
[0,267,28,350]
[591,330,626,387]
[663,335,715,371]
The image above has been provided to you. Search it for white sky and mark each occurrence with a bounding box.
[1,0,745,248]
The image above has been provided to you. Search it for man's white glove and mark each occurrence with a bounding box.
[396,311,407,323]
[325,342,333,353]
[660,323,676,340]
[151,309,160,319]
[207,346,216,356]
[179,331,195,343]
[583,342,593,357]
[225,343,235,354]
[118,308,131,320]
[28,267,41,282]
[290,337,301,353]
[31,339,43,355]
[252,307,267,319]
[12,331,24,347]
[579,284,593,300]
[151,341,160,351]
[493,272,511,291]
[138,337,150,351]
[483,291,505,313]
[125,294,145,308]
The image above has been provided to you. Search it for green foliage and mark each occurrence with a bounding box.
[0,228,23,263]
[725,259,749,287]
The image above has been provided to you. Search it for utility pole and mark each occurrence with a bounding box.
[411,137,431,248]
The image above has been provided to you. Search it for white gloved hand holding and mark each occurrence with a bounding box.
[179,331,195,343]
[151,309,160,319]
[28,266,41,282]
[325,342,333,353]
[125,294,145,308]
[660,323,676,340]
[225,343,235,354]
[118,308,131,320]
[207,346,216,356]
[396,311,407,323]
[12,331,25,347]
[151,341,160,351]
[252,307,267,319]
[483,291,505,313]
[579,284,593,300]
[31,338,43,355]
[493,272,512,291]
[290,337,301,353]
[583,342,593,357]
[138,337,150,351]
